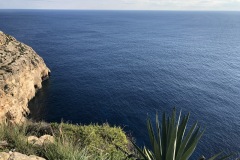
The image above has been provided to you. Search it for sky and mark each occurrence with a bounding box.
[0,0,240,11]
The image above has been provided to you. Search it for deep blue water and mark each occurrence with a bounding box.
[1,10,240,158]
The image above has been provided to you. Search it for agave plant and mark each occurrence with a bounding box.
[131,109,232,160]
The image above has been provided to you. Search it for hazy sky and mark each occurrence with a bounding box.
[0,0,240,10]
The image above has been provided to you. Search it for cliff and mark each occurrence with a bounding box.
[0,31,50,123]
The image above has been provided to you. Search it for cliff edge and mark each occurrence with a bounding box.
[0,31,50,123]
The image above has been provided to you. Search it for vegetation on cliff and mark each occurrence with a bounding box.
[0,121,133,160]
[0,109,234,160]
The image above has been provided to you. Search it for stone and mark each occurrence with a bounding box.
[0,31,50,124]
[0,152,10,160]
[27,136,39,144]
[0,141,8,149]
[38,135,54,144]
[27,135,54,146]
[0,152,45,160]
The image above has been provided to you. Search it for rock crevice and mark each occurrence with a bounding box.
[0,31,50,123]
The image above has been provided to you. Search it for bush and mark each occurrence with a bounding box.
[0,121,134,160]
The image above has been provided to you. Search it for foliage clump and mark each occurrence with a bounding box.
[0,120,133,160]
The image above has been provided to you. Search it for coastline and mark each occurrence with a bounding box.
[0,31,50,123]
[0,31,133,160]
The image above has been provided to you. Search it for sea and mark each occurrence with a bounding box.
[0,10,240,159]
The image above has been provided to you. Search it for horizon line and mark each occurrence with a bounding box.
[0,9,240,12]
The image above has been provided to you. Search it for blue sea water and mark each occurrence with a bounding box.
[1,10,240,158]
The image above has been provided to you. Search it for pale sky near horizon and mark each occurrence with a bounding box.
[0,0,240,11]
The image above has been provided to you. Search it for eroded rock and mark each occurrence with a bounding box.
[0,141,8,149]
[0,152,45,160]
[0,31,50,123]
[27,135,54,146]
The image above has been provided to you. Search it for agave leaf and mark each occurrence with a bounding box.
[208,152,234,160]
[144,147,154,160]
[130,139,149,160]
[167,109,176,149]
[167,116,171,148]
[176,113,190,157]
[166,126,177,160]
[179,129,205,160]
[208,152,222,160]
[171,108,177,127]
[147,118,156,150]
[217,153,235,160]
[177,110,182,128]
[161,112,167,160]
[155,113,162,160]
[175,122,198,160]
[147,117,161,160]
[184,127,200,153]
[166,109,177,160]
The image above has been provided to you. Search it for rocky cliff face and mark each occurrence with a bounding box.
[0,31,50,123]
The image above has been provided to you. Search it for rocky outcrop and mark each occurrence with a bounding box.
[27,135,54,146]
[0,31,50,123]
[0,151,45,160]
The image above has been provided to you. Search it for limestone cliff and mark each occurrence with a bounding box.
[0,31,50,123]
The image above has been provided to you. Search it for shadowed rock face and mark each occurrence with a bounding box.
[0,31,50,123]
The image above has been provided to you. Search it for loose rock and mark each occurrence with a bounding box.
[0,152,45,160]
[27,135,54,146]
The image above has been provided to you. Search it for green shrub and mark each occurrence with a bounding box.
[0,121,133,160]
[50,122,131,158]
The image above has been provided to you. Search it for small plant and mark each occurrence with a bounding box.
[131,109,232,160]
